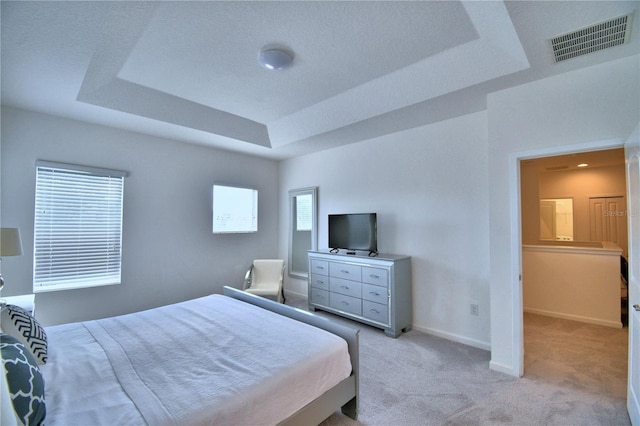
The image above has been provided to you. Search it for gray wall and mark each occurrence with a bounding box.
[0,107,280,326]
[279,111,492,350]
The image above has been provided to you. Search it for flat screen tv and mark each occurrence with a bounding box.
[328,213,377,254]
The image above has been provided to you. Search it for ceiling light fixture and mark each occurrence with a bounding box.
[258,48,294,70]
[577,163,589,168]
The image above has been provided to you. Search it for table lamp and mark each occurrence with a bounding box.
[0,227,24,292]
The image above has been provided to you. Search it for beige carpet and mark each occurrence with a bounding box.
[286,295,630,425]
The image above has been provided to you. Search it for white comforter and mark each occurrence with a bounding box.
[42,294,352,425]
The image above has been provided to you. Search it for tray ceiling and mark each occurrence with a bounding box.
[2,1,638,159]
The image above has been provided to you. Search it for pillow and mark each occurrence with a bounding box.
[1,333,46,426]
[0,305,47,365]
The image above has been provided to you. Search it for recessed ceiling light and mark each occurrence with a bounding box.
[258,48,294,70]
[577,163,589,168]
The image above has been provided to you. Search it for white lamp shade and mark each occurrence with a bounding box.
[0,228,23,257]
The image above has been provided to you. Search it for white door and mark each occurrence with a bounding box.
[626,123,640,425]
[540,200,557,240]
[589,196,628,257]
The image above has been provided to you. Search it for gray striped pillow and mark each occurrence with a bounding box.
[0,305,47,365]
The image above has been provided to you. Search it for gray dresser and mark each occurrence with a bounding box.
[308,250,412,337]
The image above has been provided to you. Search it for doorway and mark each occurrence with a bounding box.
[517,144,628,382]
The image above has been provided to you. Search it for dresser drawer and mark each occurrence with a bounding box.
[329,293,362,316]
[310,288,329,306]
[330,262,362,281]
[330,277,362,298]
[362,266,389,286]
[363,300,389,324]
[310,259,329,276]
[310,273,329,290]
[362,283,388,305]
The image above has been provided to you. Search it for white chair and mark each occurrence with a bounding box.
[243,259,286,303]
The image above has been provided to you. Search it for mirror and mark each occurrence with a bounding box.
[540,198,574,241]
[288,187,318,279]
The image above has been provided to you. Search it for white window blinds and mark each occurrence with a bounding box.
[212,184,258,233]
[33,161,127,292]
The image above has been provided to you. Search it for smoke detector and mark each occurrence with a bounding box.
[549,13,633,63]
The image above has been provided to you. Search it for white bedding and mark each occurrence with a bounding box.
[41,294,352,425]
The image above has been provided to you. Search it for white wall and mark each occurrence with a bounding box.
[0,107,280,326]
[488,55,640,375]
[280,111,492,350]
[523,244,622,328]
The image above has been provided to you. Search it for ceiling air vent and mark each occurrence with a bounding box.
[550,13,633,63]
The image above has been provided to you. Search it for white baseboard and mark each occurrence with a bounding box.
[284,289,307,298]
[524,307,622,328]
[489,360,519,377]
[287,291,493,354]
[412,324,491,352]
[412,326,519,377]
[629,382,640,426]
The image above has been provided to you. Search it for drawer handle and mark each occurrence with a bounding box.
[340,285,350,290]
[340,301,350,306]
[369,291,380,296]
[316,266,325,270]
[369,274,380,279]
[369,308,380,314]
[340,270,350,274]
[317,280,325,284]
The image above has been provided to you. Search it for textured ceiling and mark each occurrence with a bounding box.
[522,148,626,172]
[1,1,639,159]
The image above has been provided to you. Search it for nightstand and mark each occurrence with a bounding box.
[1,294,35,316]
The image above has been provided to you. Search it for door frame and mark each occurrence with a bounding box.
[509,137,625,377]
[624,123,640,425]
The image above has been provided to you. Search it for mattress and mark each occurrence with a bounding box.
[41,294,352,425]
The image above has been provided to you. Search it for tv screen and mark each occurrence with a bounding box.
[328,213,377,253]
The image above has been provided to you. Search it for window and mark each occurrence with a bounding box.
[212,184,258,233]
[33,161,127,292]
[295,193,313,231]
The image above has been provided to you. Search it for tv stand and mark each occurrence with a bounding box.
[308,250,412,337]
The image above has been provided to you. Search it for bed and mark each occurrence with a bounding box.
[2,286,359,426]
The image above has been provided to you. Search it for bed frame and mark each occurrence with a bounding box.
[223,286,359,424]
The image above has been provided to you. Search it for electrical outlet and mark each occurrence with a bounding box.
[470,304,479,316]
